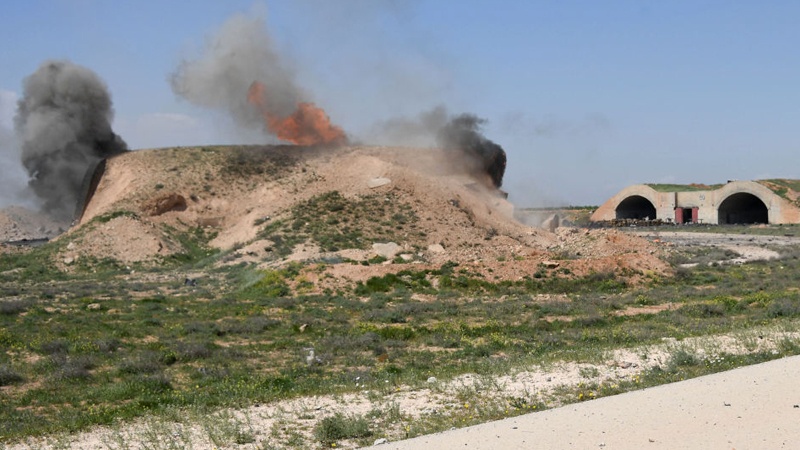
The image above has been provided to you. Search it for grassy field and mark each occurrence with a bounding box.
[3,223,800,448]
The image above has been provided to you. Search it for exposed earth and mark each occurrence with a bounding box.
[3,145,671,286]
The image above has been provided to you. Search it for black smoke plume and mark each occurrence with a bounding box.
[14,60,128,221]
[436,113,507,188]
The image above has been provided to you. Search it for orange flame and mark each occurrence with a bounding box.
[247,81,347,146]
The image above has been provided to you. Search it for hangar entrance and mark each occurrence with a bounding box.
[718,193,768,224]
[675,207,698,224]
[615,195,656,220]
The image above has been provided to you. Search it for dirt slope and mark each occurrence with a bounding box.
[57,145,669,282]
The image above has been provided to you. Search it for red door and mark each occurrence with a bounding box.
[691,207,699,223]
[675,208,683,224]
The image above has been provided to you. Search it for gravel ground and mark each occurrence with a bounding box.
[631,230,800,248]
[632,230,800,264]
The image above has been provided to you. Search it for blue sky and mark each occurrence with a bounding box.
[1,0,798,207]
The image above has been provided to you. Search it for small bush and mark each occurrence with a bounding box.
[0,365,24,386]
[94,338,121,353]
[0,299,30,315]
[51,355,95,381]
[667,348,700,372]
[118,352,165,375]
[314,412,372,445]
[766,298,800,318]
[133,373,173,394]
[680,302,726,317]
[214,317,281,336]
[40,340,70,355]
[248,270,291,298]
[175,341,213,360]
[184,321,214,335]
[95,210,138,224]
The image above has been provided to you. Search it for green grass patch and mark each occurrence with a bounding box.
[258,190,420,256]
[646,183,724,192]
[314,412,373,445]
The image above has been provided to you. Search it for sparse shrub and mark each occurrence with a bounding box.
[0,364,24,386]
[213,317,282,336]
[133,373,173,395]
[778,336,800,354]
[193,365,230,380]
[459,343,491,357]
[375,325,415,341]
[246,269,291,298]
[680,302,726,317]
[40,339,70,355]
[0,299,30,315]
[119,351,167,374]
[711,295,745,313]
[143,317,163,327]
[51,355,95,381]
[314,412,372,445]
[234,430,256,445]
[666,347,701,372]
[94,210,139,224]
[356,270,434,296]
[318,332,386,356]
[94,337,121,353]
[367,255,387,265]
[184,321,214,335]
[575,314,606,328]
[357,274,400,294]
[766,297,800,318]
[175,341,213,360]
[426,332,462,348]
[362,308,407,324]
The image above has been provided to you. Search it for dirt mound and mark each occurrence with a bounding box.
[56,145,668,280]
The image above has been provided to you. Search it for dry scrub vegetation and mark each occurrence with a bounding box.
[3,146,800,449]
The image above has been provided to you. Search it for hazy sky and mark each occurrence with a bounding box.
[1,0,798,207]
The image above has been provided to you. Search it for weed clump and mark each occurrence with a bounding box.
[314,412,373,445]
[119,357,163,375]
[239,264,302,299]
[50,355,96,381]
[0,364,23,386]
[0,299,30,315]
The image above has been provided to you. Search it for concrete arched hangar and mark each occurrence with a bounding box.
[590,180,800,225]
